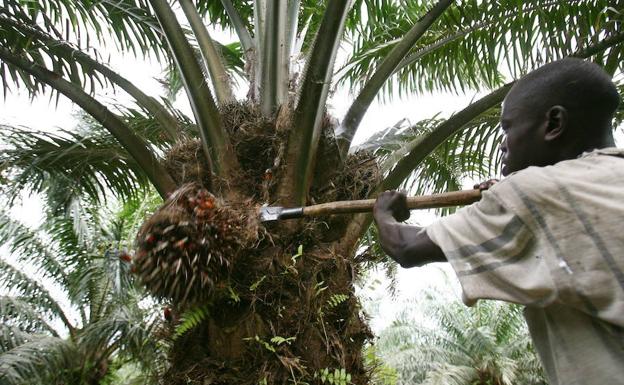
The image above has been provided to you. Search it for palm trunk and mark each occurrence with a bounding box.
[165,235,371,385]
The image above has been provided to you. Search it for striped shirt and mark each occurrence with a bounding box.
[427,147,624,385]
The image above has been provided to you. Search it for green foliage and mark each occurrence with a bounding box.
[1,0,623,383]
[0,0,167,98]
[373,287,547,385]
[0,192,163,384]
[0,108,182,210]
[245,334,296,354]
[355,109,501,199]
[316,367,352,385]
[249,275,266,291]
[161,37,245,100]
[327,293,349,309]
[341,0,624,98]
[363,345,399,385]
[173,306,209,340]
[0,335,80,385]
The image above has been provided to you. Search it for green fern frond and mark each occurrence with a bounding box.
[173,306,210,340]
[326,294,349,309]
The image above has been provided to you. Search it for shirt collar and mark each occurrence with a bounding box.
[580,147,624,158]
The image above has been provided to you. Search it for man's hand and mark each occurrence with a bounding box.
[373,190,446,267]
[473,179,499,191]
[374,190,410,222]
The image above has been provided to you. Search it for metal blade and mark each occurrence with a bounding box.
[259,206,284,222]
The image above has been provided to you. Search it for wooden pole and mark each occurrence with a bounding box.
[302,189,481,217]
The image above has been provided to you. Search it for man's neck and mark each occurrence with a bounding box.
[557,132,615,162]
[585,133,616,151]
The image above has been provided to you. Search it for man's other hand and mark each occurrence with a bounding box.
[374,190,410,222]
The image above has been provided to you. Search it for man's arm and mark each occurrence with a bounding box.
[373,191,446,268]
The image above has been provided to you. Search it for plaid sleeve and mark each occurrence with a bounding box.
[426,190,556,307]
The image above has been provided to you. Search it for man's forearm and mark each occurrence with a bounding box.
[373,190,446,267]
[375,213,409,265]
[375,215,446,268]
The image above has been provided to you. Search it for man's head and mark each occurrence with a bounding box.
[500,58,620,176]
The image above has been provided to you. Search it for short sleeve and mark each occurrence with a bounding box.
[426,190,557,307]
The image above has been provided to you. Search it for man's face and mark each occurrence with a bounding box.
[499,89,548,176]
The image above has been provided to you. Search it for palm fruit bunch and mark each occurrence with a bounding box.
[133,184,258,304]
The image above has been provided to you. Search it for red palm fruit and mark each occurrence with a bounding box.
[164,307,172,321]
[175,238,187,249]
[201,198,214,210]
[130,265,137,274]
[119,253,132,263]
[145,234,156,244]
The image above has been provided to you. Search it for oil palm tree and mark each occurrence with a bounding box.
[0,196,163,385]
[0,0,623,383]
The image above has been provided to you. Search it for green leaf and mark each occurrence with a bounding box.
[173,306,210,340]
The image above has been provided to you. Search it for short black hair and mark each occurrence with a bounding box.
[510,58,620,132]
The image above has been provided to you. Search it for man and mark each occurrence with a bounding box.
[373,58,623,385]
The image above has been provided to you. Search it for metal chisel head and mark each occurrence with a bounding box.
[259,206,304,222]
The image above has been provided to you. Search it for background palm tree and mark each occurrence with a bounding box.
[373,285,546,385]
[1,0,623,383]
[0,195,163,385]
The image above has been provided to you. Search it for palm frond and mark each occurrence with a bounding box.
[0,211,69,286]
[0,259,72,329]
[356,110,500,212]
[198,0,254,36]
[116,191,163,246]
[79,305,161,365]
[339,0,624,98]
[1,0,166,56]
[181,0,236,105]
[0,324,31,353]
[160,37,245,100]
[374,290,546,385]
[0,335,78,385]
[0,297,60,336]
[0,120,158,209]
[0,0,168,100]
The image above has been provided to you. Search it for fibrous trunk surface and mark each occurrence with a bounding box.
[134,102,380,384]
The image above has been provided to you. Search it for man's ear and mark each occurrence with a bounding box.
[544,105,568,141]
